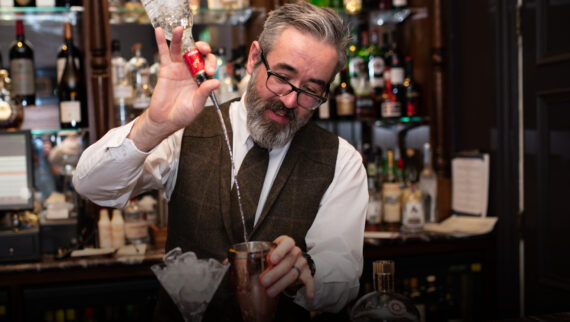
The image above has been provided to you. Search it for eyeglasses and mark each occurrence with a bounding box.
[260,48,328,110]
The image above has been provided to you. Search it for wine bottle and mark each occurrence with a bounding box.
[9,20,35,107]
[351,260,420,321]
[56,22,81,85]
[58,33,87,129]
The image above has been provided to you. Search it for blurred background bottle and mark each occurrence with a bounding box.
[127,43,150,117]
[58,28,87,129]
[351,260,420,321]
[10,20,35,107]
[111,39,134,126]
[56,22,81,86]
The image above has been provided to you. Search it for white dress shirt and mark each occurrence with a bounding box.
[73,94,368,312]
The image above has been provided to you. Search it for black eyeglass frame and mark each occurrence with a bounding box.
[259,48,329,110]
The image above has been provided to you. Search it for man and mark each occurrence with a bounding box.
[73,2,367,321]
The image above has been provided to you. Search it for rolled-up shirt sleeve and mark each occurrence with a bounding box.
[294,137,368,312]
[72,121,183,209]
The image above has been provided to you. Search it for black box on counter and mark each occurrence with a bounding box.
[0,226,41,263]
[39,218,78,254]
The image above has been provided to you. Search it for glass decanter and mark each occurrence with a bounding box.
[351,260,420,322]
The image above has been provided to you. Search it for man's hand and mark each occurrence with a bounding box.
[260,235,315,301]
[128,26,220,152]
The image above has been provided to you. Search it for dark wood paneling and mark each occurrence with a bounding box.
[522,0,570,316]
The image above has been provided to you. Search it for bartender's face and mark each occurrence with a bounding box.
[245,27,337,149]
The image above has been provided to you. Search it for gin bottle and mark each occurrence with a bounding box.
[351,260,420,322]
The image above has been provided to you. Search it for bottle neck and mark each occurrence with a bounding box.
[374,273,395,293]
[15,21,25,39]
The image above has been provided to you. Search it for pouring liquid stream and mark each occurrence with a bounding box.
[140,0,250,245]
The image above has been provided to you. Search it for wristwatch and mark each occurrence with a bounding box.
[302,252,316,276]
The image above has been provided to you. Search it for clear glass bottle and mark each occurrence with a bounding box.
[418,143,437,223]
[401,183,424,233]
[126,43,150,115]
[382,149,401,230]
[111,39,135,126]
[350,260,420,322]
[123,199,149,244]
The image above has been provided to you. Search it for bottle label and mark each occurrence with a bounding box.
[402,199,425,229]
[369,57,385,78]
[133,96,150,109]
[382,182,401,223]
[381,101,402,118]
[393,0,407,7]
[124,221,148,239]
[336,93,355,116]
[60,101,82,123]
[390,67,405,85]
[183,48,205,78]
[114,84,133,99]
[367,199,382,224]
[10,59,35,95]
[348,57,365,78]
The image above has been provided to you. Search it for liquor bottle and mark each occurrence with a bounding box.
[127,43,151,115]
[334,66,355,118]
[0,70,23,130]
[403,56,420,117]
[58,33,87,129]
[419,143,437,223]
[392,0,407,10]
[98,209,112,249]
[111,39,134,126]
[56,22,81,85]
[354,30,376,120]
[365,145,382,229]
[14,0,35,6]
[347,28,361,88]
[316,71,339,120]
[368,30,386,97]
[382,149,401,230]
[123,199,149,244]
[390,41,405,118]
[401,182,424,233]
[380,68,402,119]
[9,20,35,107]
[351,260,421,321]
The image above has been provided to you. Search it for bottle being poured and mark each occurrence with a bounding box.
[141,0,220,107]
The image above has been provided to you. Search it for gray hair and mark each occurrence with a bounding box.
[258,1,350,76]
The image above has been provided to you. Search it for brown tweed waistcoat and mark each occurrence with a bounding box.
[154,99,339,322]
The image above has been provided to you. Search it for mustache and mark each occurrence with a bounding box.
[267,100,296,121]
